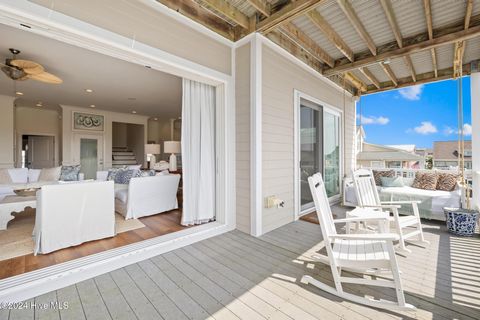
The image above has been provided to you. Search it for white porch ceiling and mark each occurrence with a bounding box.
[0,23,182,118]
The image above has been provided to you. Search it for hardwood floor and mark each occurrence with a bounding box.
[0,210,188,280]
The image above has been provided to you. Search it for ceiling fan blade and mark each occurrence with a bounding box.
[9,59,44,75]
[28,72,63,84]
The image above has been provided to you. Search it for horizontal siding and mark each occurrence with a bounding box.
[235,43,251,234]
[261,45,356,234]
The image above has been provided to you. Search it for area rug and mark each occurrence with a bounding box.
[0,209,145,261]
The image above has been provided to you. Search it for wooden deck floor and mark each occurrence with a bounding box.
[2,206,479,320]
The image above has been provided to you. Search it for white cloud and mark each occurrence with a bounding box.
[398,84,424,101]
[409,121,437,135]
[358,115,390,125]
[444,123,472,136]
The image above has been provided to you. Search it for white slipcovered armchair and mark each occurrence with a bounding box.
[33,181,115,255]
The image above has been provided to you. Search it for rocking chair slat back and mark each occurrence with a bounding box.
[308,173,337,240]
[353,169,381,207]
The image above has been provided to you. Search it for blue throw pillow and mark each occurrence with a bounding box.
[60,165,81,181]
[114,169,137,184]
[380,176,404,187]
[107,167,126,181]
[135,170,156,178]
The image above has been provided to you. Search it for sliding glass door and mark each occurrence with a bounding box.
[298,97,341,214]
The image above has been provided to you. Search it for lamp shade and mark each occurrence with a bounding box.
[164,141,181,154]
[145,144,160,155]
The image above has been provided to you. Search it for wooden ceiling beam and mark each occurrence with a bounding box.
[423,0,438,77]
[156,0,235,39]
[307,10,354,61]
[359,67,381,89]
[324,23,480,76]
[245,0,271,17]
[336,0,376,56]
[279,23,335,67]
[454,0,473,78]
[365,63,472,94]
[379,63,398,86]
[380,0,417,82]
[202,0,250,29]
[344,72,367,92]
[256,0,326,34]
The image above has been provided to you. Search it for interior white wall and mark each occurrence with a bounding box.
[0,95,15,168]
[14,106,61,167]
[60,105,149,169]
[112,122,128,147]
[147,118,181,160]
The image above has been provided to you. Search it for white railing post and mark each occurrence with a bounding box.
[471,72,480,209]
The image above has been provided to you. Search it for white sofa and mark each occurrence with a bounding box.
[97,171,181,219]
[34,181,115,254]
[0,168,85,201]
[344,179,461,221]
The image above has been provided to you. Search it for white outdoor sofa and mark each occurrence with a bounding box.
[344,170,462,221]
[97,171,181,219]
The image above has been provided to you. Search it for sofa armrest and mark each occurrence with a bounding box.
[78,173,85,181]
[96,171,109,181]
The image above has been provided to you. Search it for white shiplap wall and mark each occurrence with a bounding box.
[235,43,251,234]
[261,45,356,234]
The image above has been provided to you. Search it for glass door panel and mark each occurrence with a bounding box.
[300,103,323,211]
[324,112,340,198]
[80,138,98,179]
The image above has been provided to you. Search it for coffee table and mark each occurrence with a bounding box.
[0,195,37,230]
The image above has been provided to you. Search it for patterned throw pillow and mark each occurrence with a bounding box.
[60,165,81,181]
[436,172,459,191]
[114,169,137,184]
[412,171,438,190]
[107,167,126,181]
[135,170,156,178]
[372,170,395,186]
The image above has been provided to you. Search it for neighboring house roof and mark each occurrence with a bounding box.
[358,151,423,161]
[386,144,416,153]
[356,126,366,139]
[363,142,416,153]
[433,141,472,160]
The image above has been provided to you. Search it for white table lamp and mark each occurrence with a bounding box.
[145,144,160,168]
[164,141,181,171]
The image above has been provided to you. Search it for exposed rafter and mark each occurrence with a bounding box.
[423,0,438,77]
[202,0,250,29]
[359,67,381,89]
[324,22,480,76]
[256,0,325,34]
[366,62,473,94]
[453,0,473,78]
[307,10,354,61]
[344,72,367,92]
[380,0,416,82]
[156,0,234,40]
[379,63,398,86]
[279,23,335,67]
[245,0,271,17]
[336,0,376,56]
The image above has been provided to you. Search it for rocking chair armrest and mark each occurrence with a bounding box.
[329,233,400,241]
[362,204,401,209]
[381,200,421,205]
[333,216,389,224]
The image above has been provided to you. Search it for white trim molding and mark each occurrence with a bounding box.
[250,34,263,237]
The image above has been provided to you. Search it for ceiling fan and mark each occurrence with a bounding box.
[1,48,63,84]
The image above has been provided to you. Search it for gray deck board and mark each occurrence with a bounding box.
[5,205,480,320]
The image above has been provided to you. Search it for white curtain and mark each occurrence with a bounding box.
[181,79,216,226]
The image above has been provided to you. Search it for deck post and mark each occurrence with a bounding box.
[471,72,480,209]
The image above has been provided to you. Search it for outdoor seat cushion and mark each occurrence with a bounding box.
[114,184,129,203]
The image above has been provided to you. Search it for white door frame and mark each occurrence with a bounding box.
[15,131,59,168]
[294,90,344,220]
[0,0,235,302]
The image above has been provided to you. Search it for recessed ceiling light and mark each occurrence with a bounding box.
[85,89,94,93]
[90,104,96,108]
[15,91,23,96]
[153,118,158,121]
[36,102,43,107]
[132,111,137,114]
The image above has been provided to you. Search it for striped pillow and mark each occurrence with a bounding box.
[436,172,459,191]
[412,171,438,190]
[372,170,395,186]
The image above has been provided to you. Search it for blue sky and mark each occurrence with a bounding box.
[358,77,472,148]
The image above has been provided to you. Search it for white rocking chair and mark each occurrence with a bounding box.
[352,169,429,253]
[302,173,415,311]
